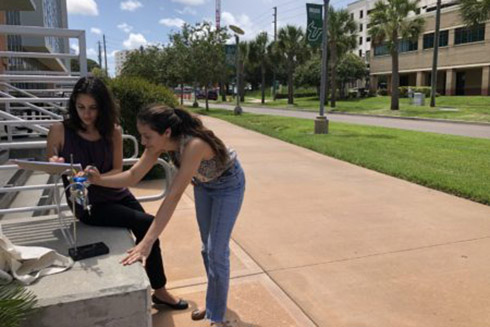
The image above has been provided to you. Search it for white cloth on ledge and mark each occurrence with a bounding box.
[0,224,73,285]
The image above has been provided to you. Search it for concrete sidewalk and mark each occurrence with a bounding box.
[133,116,490,327]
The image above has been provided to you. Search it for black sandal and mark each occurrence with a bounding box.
[152,294,189,310]
[191,308,206,320]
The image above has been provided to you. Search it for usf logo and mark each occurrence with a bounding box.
[307,21,322,43]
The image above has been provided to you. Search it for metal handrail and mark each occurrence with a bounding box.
[0,134,139,156]
[0,158,172,215]
[1,82,68,112]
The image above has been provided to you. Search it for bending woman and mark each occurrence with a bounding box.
[87,104,245,326]
[46,76,187,310]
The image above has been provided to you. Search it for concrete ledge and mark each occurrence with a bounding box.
[1,215,151,327]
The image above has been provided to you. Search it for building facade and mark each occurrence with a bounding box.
[348,0,490,96]
[0,0,69,72]
[114,49,134,76]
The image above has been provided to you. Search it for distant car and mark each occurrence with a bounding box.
[196,90,218,100]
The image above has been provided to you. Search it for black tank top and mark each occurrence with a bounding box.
[60,125,130,205]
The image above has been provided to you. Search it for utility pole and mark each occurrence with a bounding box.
[103,34,108,76]
[272,6,277,100]
[315,0,330,134]
[97,41,102,68]
[430,0,441,107]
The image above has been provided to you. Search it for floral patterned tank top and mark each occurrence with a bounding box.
[171,135,236,183]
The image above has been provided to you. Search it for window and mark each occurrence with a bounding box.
[374,44,389,56]
[359,23,363,32]
[351,13,354,20]
[423,30,449,49]
[360,10,363,18]
[455,24,485,45]
[359,36,363,45]
[399,39,418,52]
[359,49,363,57]
[366,37,371,43]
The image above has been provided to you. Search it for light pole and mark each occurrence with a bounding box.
[230,25,244,115]
[315,0,330,134]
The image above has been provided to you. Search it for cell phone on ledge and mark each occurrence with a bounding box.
[68,242,109,261]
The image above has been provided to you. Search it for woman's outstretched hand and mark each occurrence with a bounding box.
[121,241,152,267]
[85,165,101,183]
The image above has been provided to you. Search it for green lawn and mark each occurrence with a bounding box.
[219,94,490,123]
[190,107,490,205]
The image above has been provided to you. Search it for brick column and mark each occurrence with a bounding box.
[416,71,424,87]
[445,69,456,96]
[481,66,490,96]
[370,75,378,93]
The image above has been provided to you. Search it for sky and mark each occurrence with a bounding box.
[66,0,350,76]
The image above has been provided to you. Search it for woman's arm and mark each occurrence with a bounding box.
[100,125,124,177]
[121,138,208,265]
[88,148,159,188]
[46,123,64,162]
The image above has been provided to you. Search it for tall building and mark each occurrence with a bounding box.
[348,0,490,96]
[1,0,69,72]
[114,49,135,76]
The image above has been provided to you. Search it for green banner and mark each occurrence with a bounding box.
[306,3,323,47]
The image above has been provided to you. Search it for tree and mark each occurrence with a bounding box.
[369,0,425,110]
[190,22,228,110]
[70,58,100,73]
[167,24,193,105]
[277,25,309,105]
[337,53,369,97]
[460,0,490,26]
[120,46,170,85]
[295,52,321,93]
[327,6,357,108]
[249,32,270,104]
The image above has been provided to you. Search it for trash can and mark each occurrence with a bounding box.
[413,92,425,106]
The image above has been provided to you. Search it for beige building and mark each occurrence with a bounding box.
[369,5,490,96]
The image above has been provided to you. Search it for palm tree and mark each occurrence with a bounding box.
[327,6,357,108]
[369,0,425,110]
[277,25,309,105]
[460,0,490,26]
[0,283,37,327]
[249,32,270,104]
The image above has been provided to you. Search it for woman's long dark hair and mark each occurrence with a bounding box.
[137,105,229,165]
[65,76,119,139]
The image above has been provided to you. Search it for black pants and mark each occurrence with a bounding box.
[77,194,166,289]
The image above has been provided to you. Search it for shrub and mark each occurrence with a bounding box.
[377,88,388,96]
[398,86,434,98]
[109,76,178,179]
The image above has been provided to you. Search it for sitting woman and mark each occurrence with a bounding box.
[46,76,188,310]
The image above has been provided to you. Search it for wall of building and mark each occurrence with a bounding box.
[370,9,490,74]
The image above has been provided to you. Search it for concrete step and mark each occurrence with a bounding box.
[1,215,151,327]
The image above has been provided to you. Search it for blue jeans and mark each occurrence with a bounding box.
[193,159,245,323]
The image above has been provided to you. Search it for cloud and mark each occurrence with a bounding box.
[159,18,186,28]
[123,33,148,49]
[67,0,98,16]
[87,48,97,57]
[175,6,197,15]
[70,43,79,55]
[90,27,102,35]
[222,11,272,41]
[117,23,133,33]
[120,0,143,11]
[171,0,205,6]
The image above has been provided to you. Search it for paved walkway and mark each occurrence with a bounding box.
[133,116,490,327]
[196,102,490,139]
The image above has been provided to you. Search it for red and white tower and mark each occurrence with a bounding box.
[215,0,221,29]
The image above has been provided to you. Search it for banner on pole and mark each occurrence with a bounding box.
[306,3,323,47]
[225,44,236,68]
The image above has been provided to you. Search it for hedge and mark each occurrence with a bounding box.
[109,76,178,179]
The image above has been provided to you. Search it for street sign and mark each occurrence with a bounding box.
[306,3,323,47]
